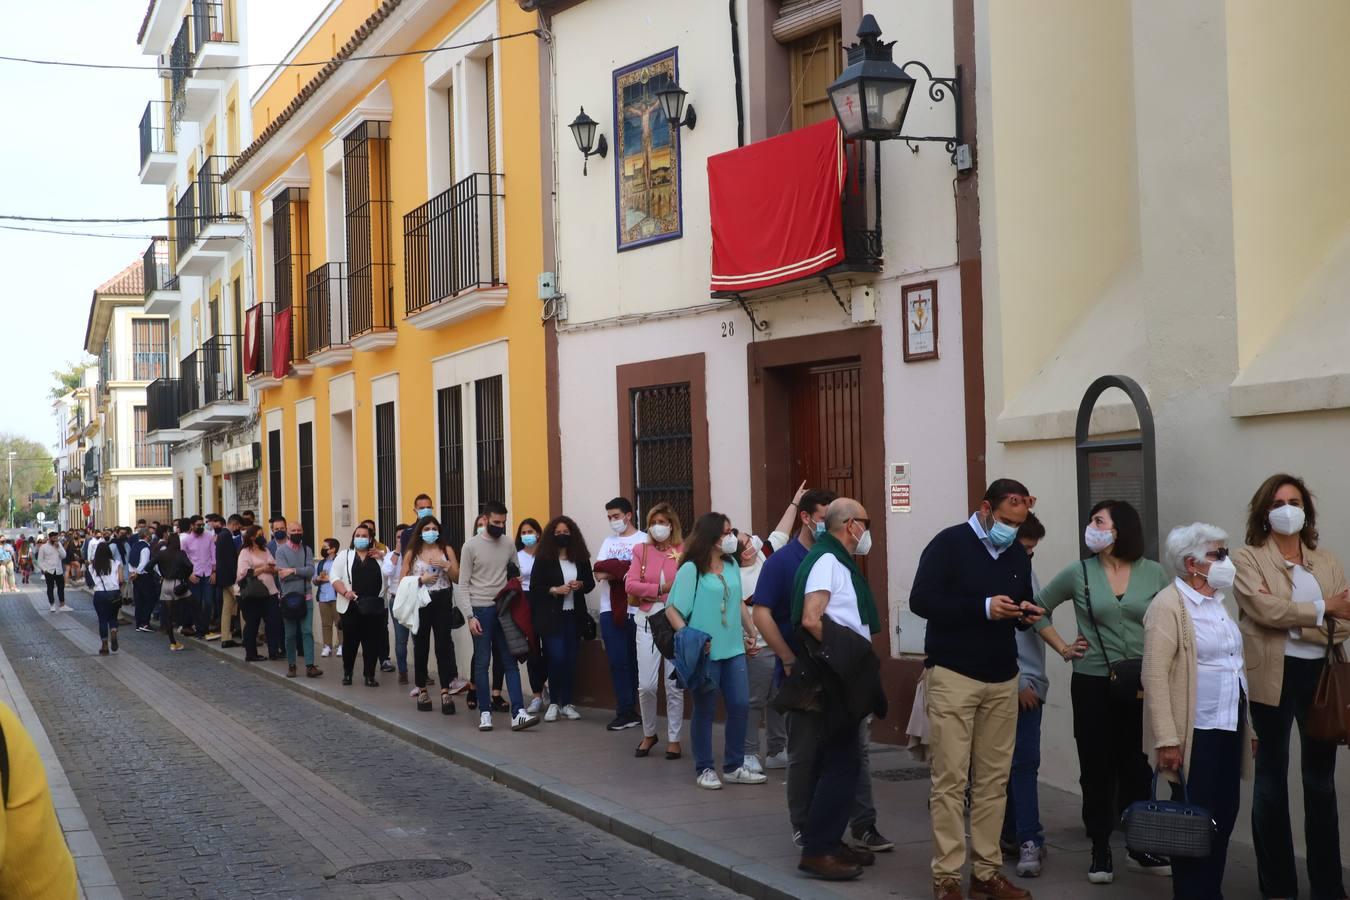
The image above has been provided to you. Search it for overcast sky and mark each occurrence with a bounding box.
[0,0,329,450]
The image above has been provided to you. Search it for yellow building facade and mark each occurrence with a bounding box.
[227,0,548,548]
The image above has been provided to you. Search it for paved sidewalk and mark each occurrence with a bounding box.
[170,621,1281,900]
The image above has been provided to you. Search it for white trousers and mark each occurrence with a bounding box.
[636,607,684,742]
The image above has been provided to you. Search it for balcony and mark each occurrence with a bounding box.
[403,173,507,330]
[138,101,175,185]
[190,0,240,71]
[145,378,192,445]
[171,2,239,123]
[305,262,352,368]
[174,156,244,275]
[244,302,282,390]
[142,238,182,314]
[179,336,248,430]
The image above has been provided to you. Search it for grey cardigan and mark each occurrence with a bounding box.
[273,542,315,598]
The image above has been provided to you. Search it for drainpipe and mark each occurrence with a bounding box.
[729,0,745,146]
[952,0,985,507]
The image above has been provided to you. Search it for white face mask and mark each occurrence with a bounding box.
[1268,505,1305,537]
[854,529,873,556]
[718,534,739,555]
[1201,556,1237,591]
[1084,525,1115,554]
[609,518,628,535]
[648,523,671,543]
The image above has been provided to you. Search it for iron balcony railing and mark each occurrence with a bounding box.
[169,17,190,118]
[180,350,201,414]
[175,182,197,263]
[244,302,274,379]
[190,0,237,61]
[142,238,179,297]
[403,172,505,315]
[146,378,183,432]
[201,334,243,405]
[305,262,350,356]
[135,440,171,468]
[139,101,171,170]
[197,154,239,228]
[840,139,883,270]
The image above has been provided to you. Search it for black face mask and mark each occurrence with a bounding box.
[487,524,506,539]
[254,537,268,550]
[288,533,302,545]
[554,533,571,547]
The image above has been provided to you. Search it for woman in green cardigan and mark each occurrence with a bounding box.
[1033,499,1171,885]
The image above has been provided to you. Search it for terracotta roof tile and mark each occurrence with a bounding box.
[96,259,146,296]
[137,0,159,45]
[223,0,405,184]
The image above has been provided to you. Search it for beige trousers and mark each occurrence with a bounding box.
[926,665,1018,882]
[219,585,239,640]
[318,601,338,648]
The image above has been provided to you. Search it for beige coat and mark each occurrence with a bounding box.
[1232,539,1347,707]
[1141,583,1254,784]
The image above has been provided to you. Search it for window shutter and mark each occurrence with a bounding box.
[773,0,841,43]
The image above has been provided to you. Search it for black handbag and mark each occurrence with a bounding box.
[239,572,270,602]
[356,595,384,616]
[1122,766,1216,859]
[1082,560,1144,702]
[281,593,307,621]
[430,588,466,629]
[579,608,598,641]
[648,609,676,660]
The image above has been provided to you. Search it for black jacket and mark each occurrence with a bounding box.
[153,548,193,582]
[776,615,886,740]
[216,529,239,587]
[528,556,595,637]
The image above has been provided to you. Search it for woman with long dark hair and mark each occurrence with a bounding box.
[331,523,387,687]
[155,533,194,652]
[530,515,595,723]
[89,542,123,655]
[665,512,765,790]
[235,525,280,662]
[401,516,463,714]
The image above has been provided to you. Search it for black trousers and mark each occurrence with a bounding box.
[133,574,159,628]
[342,609,380,678]
[44,572,65,607]
[239,594,268,659]
[1071,672,1152,847]
[161,599,182,643]
[1169,718,1243,900]
[413,590,458,689]
[1252,656,1347,900]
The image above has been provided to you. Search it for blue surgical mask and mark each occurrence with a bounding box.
[353,537,371,550]
[416,508,434,519]
[521,533,538,547]
[813,520,827,538]
[988,518,1019,549]
[421,531,439,544]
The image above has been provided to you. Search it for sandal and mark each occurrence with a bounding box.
[417,689,433,712]
[441,690,455,716]
[634,736,658,758]
[491,695,510,713]
[466,690,478,711]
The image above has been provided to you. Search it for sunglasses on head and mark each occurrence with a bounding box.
[1203,548,1230,561]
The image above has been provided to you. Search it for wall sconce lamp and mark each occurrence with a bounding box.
[568,107,608,176]
[656,81,697,131]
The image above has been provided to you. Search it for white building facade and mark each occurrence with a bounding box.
[53,368,100,531]
[136,0,262,519]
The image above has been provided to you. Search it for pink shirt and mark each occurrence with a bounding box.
[181,531,216,578]
[235,546,278,595]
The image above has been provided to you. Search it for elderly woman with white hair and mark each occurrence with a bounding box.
[1142,523,1254,900]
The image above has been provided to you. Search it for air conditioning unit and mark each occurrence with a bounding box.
[158,53,173,79]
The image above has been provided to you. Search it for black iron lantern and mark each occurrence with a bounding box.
[568,107,608,175]
[828,15,914,140]
[656,81,697,131]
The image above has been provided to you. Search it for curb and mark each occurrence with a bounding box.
[183,631,846,900]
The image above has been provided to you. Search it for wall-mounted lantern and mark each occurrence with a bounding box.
[656,82,697,132]
[568,107,608,176]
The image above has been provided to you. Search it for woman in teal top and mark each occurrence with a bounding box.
[667,512,766,791]
[1033,500,1171,884]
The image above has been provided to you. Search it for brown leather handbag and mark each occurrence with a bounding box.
[1308,620,1350,744]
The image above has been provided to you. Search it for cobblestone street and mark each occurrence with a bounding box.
[0,585,738,899]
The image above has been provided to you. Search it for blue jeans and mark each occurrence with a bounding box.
[1171,723,1243,900]
[542,610,579,706]
[282,596,315,667]
[92,590,120,640]
[472,606,523,712]
[600,612,638,717]
[1002,700,1045,846]
[691,654,750,776]
[189,577,213,633]
[392,619,411,674]
[802,720,864,857]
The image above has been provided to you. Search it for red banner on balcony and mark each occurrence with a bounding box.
[273,308,292,380]
[244,305,263,375]
[708,120,845,293]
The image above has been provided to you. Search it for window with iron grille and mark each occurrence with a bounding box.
[272,188,310,364]
[267,428,282,520]
[343,121,393,337]
[631,383,695,530]
[474,376,505,513]
[436,386,466,554]
[375,402,397,547]
[135,499,173,526]
[197,472,205,516]
[132,319,169,381]
[134,406,169,468]
[298,422,315,551]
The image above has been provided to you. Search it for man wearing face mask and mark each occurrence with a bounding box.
[180,515,217,640]
[592,497,647,731]
[274,520,321,678]
[401,494,436,552]
[911,479,1042,900]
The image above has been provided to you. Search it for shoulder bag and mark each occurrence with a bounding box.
[1122,766,1215,859]
[1082,560,1144,702]
[1308,619,1350,744]
[239,570,271,602]
[627,544,649,608]
[281,593,308,621]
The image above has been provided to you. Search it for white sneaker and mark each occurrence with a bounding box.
[511,710,540,731]
[560,704,581,720]
[526,697,543,715]
[478,711,493,732]
[742,754,764,774]
[723,766,768,785]
[544,703,559,722]
[763,750,789,770]
[1016,841,1045,878]
[335,644,343,657]
[321,645,331,658]
[696,768,723,790]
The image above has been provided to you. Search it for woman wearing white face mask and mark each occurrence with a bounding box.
[1032,500,1172,884]
[1233,474,1350,900]
[625,503,686,759]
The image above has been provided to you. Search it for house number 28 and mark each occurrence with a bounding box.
[720,321,735,338]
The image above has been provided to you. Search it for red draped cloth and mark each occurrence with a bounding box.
[708,120,845,293]
[243,305,262,375]
[272,308,291,379]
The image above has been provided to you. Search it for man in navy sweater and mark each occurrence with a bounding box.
[911,479,1042,900]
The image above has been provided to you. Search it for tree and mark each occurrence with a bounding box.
[0,436,55,528]
[49,361,94,400]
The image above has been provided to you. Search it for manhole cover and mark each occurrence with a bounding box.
[872,767,931,783]
[334,858,469,884]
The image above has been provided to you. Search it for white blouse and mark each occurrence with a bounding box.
[1176,578,1247,732]
[559,558,577,611]
[90,561,121,593]
[517,549,536,592]
[1285,562,1328,660]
